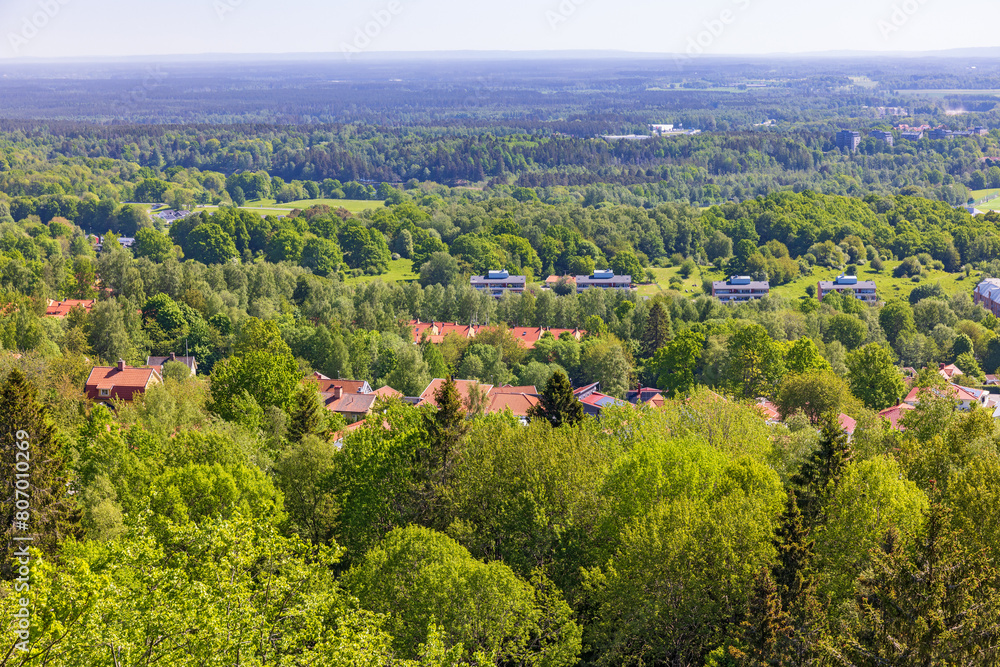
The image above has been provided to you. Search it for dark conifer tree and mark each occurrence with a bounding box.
[528,370,584,428]
[792,412,853,526]
[287,384,324,443]
[0,369,80,578]
[642,301,673,357]
[847,502,1000,665]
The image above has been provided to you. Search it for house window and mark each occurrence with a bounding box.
[99,388,110,397]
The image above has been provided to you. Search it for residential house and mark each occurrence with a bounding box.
[417,379,540,420]
[320,387,378,424]
[626,387,665,408]
[45,299,96,318]
[470,270,526,298]
[974,278,1000,316]
[85,360,162,404]
[146,352,198,376]
[574,382,626,417]
[879,403,915,431]
[903,383,989,411]
[712,276,770,304]
[575,270,632,293]
[938,363,963,382]
[817,275,878,304]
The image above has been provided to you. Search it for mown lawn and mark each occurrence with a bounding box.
[674,261,978,304]
[346,258,418,285]
[196,199,383,216]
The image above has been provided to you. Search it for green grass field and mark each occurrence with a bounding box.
[196,199,383,216]
[636,260,979,304]
[969,189,1000,211]
[345,258,418,285]
[896,89,1000,97]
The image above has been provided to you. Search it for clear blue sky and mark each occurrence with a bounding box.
[0,0,994,59]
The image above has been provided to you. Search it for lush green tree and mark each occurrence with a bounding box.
[580,335,632,398]
[726,324,786,399]
[0,369,80,577]
[300,236,342,276]
[185,223,238,264]
[528,370,584,427]
[610,250,643,279]
[846,343,905,411]
[776,370,853,423]
[842,503,1000,665]
[133,226,174,262]
[266,227,304,264]
[950,332,975,362]
[419,251,461,287]
[650,329,704,397]
[954,351,986,382]
[344,525,582,666]
[879,299,916,344]
[825,312,868,351]
[642,300,673,356]
[784,337,831,374]
[287,383,325,443]
[274,435,339,545]
[209,318,301,421]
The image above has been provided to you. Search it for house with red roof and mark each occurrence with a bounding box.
[627,387,665,408]
[574,382,626,417]
[320,387,377,424]
[45,299,96,318]
[879,403,914,431]
[85,360,162,404]
[938,363,964,381]
[418,378,494,410]
[903,383,989,411]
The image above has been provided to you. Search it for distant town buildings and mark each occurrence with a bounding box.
[817,275,878,304]
[470,270,526,298]
[974,278,1000,316]
[876,106,908,117]
[868,129,894,147]
[836,130,861,152]
[575,269,633,293]
[900,130,924,142]
[711,276,770,304]
[45,299,96,318]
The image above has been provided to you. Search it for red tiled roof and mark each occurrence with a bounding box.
[313,379,370,395]
[838,413,857,435]
[905,383,978,405]
[419,378,493,409]
[487,392,540,417]
[755,398,781,422]
[879,403,914,431]
[372,385,403,399]
[85,365,162,402]
[492,385,538,395]
[46,299,96,318]
[321,392,377,415]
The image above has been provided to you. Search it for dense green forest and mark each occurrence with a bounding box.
[6,54,1000,664]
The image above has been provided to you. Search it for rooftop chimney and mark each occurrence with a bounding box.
[169,352,176,361]
[333,386,343,400]
[117,359,126,371]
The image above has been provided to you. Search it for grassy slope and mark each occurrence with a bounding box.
[346,258,418,285]
[196,199,383,216]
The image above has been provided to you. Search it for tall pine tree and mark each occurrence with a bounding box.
[846,502,1000,665]
[414,376,468,527]
[792,412,853,526]
[642,301,673,357]
[287,384,324,443]
[528,370,584,427]
[0,369,80,578]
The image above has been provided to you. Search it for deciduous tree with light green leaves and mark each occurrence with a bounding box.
[344,525,582,667]
[726,324,786,399]
[846,343,905,411]
[650,329,704,397]
[209,317,301,421]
